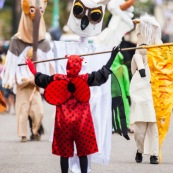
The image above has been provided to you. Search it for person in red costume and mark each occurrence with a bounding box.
[25,46,119,173]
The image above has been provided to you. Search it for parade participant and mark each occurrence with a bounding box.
[52,0,133,172]
[1,0,54,142]
[130,14,162,164]
[25,46,120,173]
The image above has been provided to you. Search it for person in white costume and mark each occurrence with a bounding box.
[130,14,162,164]
[94,0,135,49]
[52,0,131,172]
[1,0,55,142]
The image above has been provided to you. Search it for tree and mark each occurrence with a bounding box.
[12,0,21,35]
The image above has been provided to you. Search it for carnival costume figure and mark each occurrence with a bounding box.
[130,14,162,164]
[52,0,132,172]
[1,0,55,142]
[26,46,120,173]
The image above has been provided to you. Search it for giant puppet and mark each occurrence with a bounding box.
[52,0,132,172]
[1,0,54,142]
[130,14,162,164]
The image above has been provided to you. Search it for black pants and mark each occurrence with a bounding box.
[60,156,88,173]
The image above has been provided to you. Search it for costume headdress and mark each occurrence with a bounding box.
[133,14,161,45]
[15,0,47,43]
[67,0,110,37]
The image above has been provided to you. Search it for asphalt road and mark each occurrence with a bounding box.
[0,100,173,173]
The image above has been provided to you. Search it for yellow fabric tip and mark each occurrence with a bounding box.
[148,45,173,161]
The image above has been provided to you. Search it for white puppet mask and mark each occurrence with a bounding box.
[67,0,110,37]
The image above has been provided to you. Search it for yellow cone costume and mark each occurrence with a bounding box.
[148,45,173,161]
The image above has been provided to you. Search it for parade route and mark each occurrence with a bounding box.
[0,100,173,173]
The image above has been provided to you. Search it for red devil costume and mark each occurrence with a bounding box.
[26,46,119,173]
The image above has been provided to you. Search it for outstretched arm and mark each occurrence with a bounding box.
[88,66,112,86]
[35,73,54,89]
[25,58,54,88]
[88,46,120,86]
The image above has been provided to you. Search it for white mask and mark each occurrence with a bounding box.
[67,0,109,37]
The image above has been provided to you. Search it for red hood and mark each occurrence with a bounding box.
[66,55,83,77]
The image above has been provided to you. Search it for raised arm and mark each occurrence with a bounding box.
[26,58,54,88]
[88,46,120,86]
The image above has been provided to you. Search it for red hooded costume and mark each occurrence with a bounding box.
[44,55,98,157]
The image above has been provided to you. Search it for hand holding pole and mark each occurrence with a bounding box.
[25,58,37,75]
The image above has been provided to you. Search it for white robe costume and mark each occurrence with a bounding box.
[52,39,112,172]
[129,14,162,157]
[1,37,54,138]
[53,1,112,172]
[130,53,156,124]
[51,0,135,172]
[130,51,159,156]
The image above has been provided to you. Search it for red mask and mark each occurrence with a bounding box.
[66,55,83,77]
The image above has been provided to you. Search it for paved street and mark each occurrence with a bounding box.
[0,100,173,173]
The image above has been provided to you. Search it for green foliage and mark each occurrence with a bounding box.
[59,0,69,30]
[2,0,12,6]
[0,0,156,39]
[0,8,12,39]
[134,0,155,17]
[102,9,111,29]
[44,1,53,30]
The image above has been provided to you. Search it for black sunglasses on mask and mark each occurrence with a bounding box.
[73,0,103,24]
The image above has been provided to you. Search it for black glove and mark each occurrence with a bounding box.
[106,45,120,68]
[139,69,146,78]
